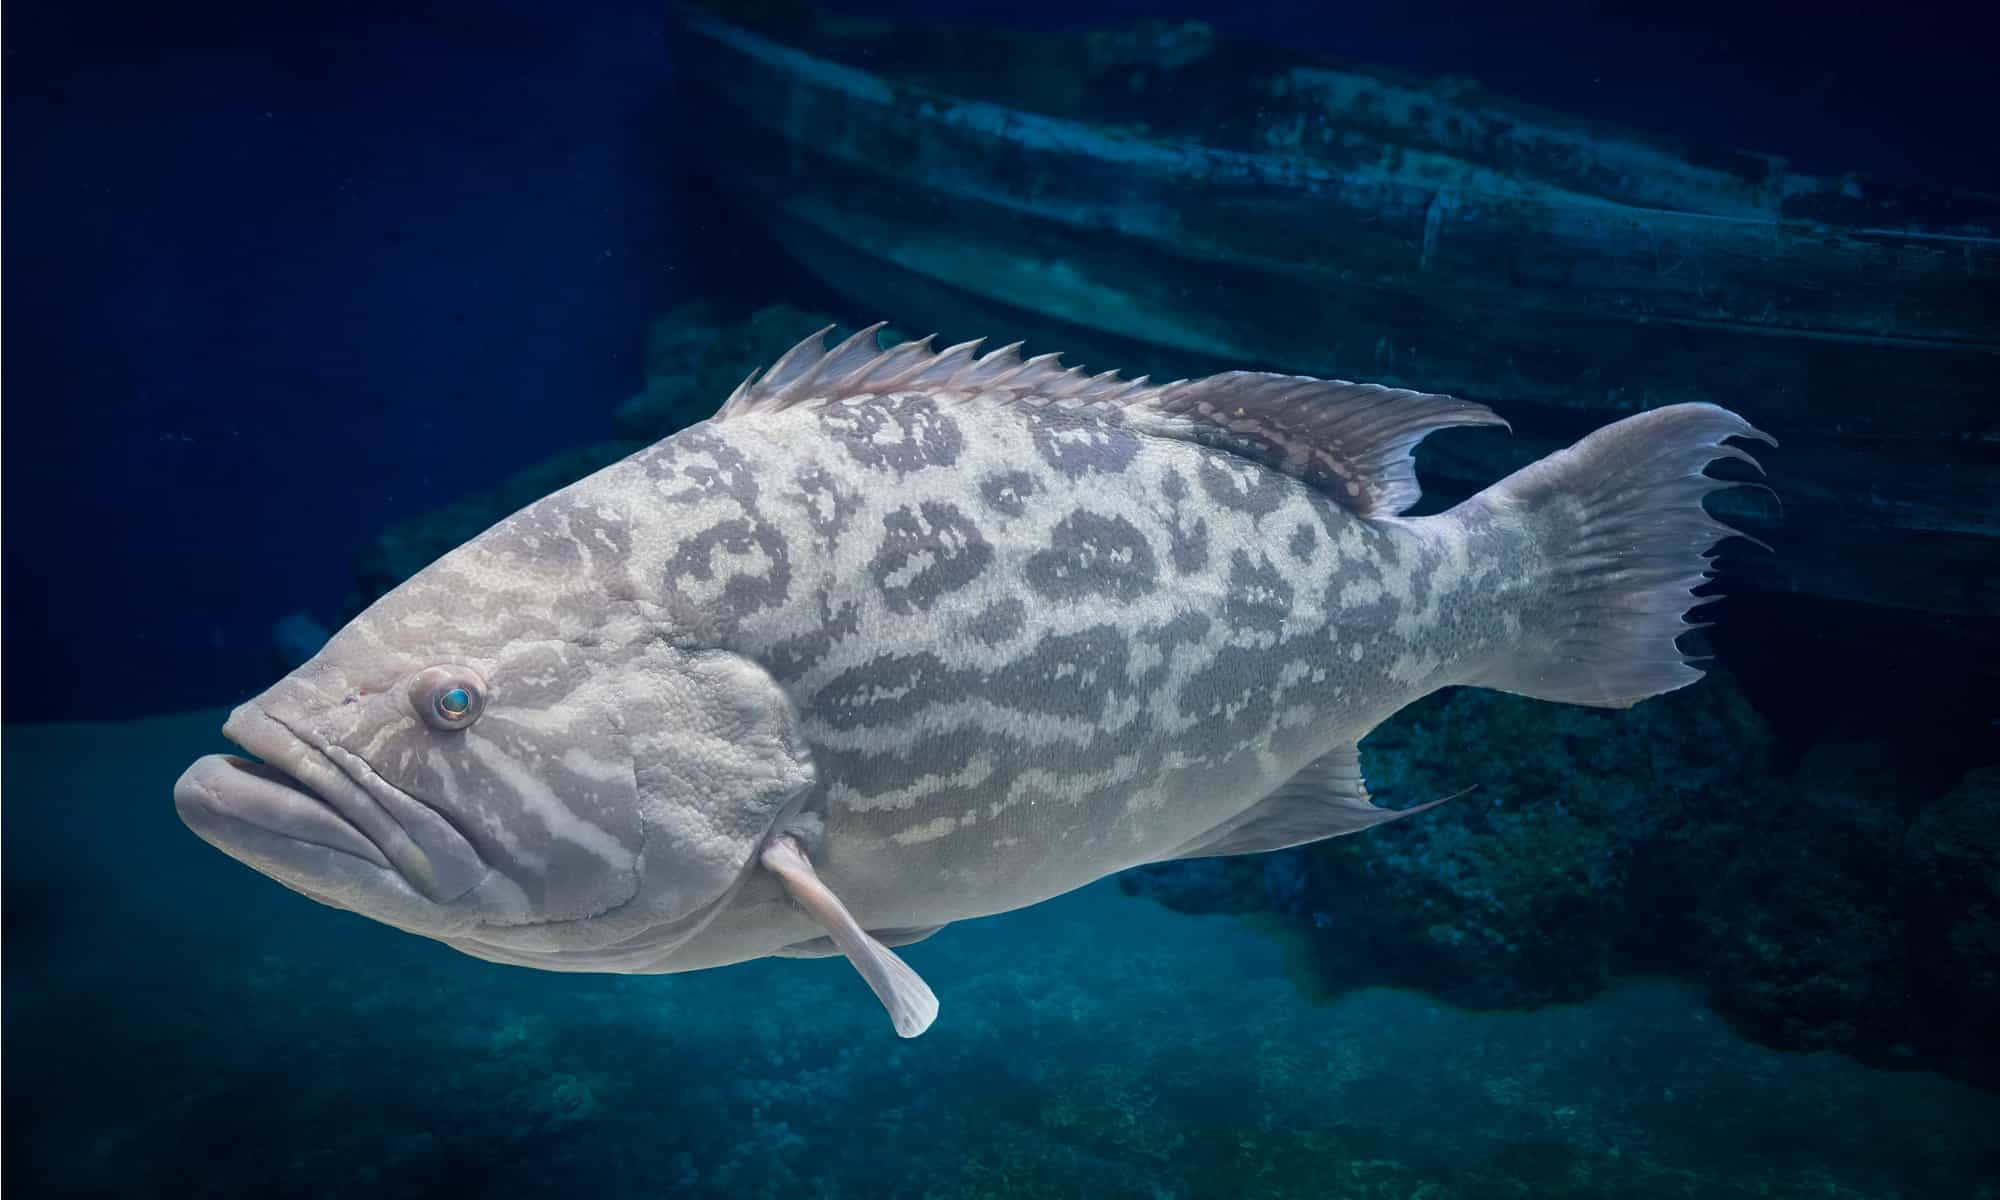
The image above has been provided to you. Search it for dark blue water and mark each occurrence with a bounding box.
[5,2,1997,1196]
[4,0,1991,725]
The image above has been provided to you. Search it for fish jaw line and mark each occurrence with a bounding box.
[174,753,392,871]
[208,702,484,907]
[173,751,455,934]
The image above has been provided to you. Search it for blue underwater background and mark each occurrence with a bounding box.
[5,0,1999,1196]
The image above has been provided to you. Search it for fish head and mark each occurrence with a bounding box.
[174,484,817,962]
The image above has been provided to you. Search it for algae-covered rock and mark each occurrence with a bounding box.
[1699,758,2000,1088]
[1908,766,2000,1002]
[1122,671,2000,1090]
[1126,674,1779,1009]
[1330,673,1776,1009]
[1691,741,1920,1056]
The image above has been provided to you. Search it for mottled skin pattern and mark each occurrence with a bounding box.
[174,327,1766,1026]
[642,402,1511,970]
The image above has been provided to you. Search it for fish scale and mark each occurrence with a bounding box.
[175,323,1771,1038]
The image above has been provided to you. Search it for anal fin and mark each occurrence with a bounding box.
[760,836,940,1037]
[1163,745,1454,860]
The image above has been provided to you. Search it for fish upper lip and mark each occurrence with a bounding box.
[177,753,393,870]
[220,705,439,894]
[220,703,488,905]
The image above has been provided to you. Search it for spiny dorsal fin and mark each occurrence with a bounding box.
[715,325,1507,517]
[1162,746,1456,860]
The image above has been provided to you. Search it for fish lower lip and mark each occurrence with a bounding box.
[175,753,393,869]
[214,701,487,905]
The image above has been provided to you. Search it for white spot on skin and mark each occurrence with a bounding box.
[561,747,630,786]
[434,754,543,871]
[1337,523,1366,559]
[1388,650,1442,686]
[844,754,997,815]
[1339,577,1384,606]
[892,816,960,846]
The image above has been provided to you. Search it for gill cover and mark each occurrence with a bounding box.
[622,643,819,934]
[438,640,820,968]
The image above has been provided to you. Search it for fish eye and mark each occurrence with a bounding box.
[410,665,487,732]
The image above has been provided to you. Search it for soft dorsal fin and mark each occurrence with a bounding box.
[1126,372,1509,517]
[714,325,1507,517]
[1162,746,1456,860]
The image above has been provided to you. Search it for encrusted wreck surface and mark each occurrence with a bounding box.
[673,5,1999,618]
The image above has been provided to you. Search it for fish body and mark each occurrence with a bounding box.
[176,326,1769,1035]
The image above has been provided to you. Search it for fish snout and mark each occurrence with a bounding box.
[175,753,391,869]
[174,752,444,928]
[176,702,489,929]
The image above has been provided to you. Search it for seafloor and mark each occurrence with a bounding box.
[5,712,1995,1199]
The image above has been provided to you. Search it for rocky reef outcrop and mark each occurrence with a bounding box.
[1122,673,2000,1091]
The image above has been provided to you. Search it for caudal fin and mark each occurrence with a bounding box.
[1462,403,1774,709]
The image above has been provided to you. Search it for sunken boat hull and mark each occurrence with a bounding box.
[672,5,1999,619]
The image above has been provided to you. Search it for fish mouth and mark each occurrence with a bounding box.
[175,703,487,913]
[176,753,392,871]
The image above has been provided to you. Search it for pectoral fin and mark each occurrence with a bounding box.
[759,835,940,1038]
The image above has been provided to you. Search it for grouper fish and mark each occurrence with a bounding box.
[174,325,1771,1037]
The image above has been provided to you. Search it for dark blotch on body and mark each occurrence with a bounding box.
[809,710,1159,824]
[653,426,762,505]
[1139,611,1212,684]
[1225,550,1295,634]
[816,394,963,475]
[967,598,1027,646]
[765,593,861,682]
[1170,512,1208,575]
[1025,510,1158,602]
[1029,411,1141,477]
[815,625,1138,731]
[502,495,632,579]
[1198,455,1289,516]
[979,470,1038,517]
[1159,468,1208,574]
[987,625,1139,720]
[1178,643,1279,746]
[869,501,994,615]
[815,651,970,731]
[788,464,862,548]
[663,516,792,616]
[1289,521,1317,562]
